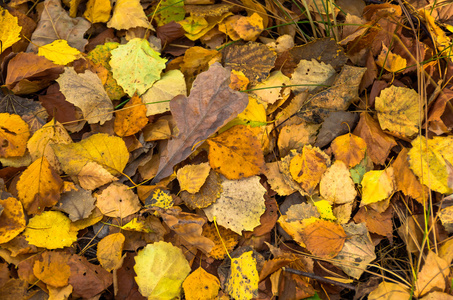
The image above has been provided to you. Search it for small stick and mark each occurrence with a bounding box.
[282,267,356,291]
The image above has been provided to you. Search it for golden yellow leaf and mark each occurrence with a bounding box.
[77,161,118,190]
[368,281,410,300]
[0,197,26,244]
[33,251,71,288]
[225,251,259,300]
[229,70,249,91]
[203,223,239,260]
[114,94,148,136]
[331,133,367,168]
[264,161,296,196]
[223,96,267,132]
[177,162,211,194]
[208,125,265,180]
[38,40,81,65]
[250,71,290,105]
[107,0,151,30]
[0,7,22,53]
[180,170,222,210]
[376,43,407,73]
[146,188,174,209]
[183,267,220,300]
[84,0,112,23]
[289,145,330,195]
[0,113,30,158]
[97,233,125,272]
[419,9,453,62]
[96,182,141,218]
[24,211,78,249]
[361,168,395,206]
[17,157,63,214]
[27,120,72,173]
[302,219,347,259]
[314,200,336,221]
[52,133,129,177]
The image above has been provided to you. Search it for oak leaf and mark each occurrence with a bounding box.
[0,197,26,244]
[56,67,113,124]
[0,113,30,158]
[152,63,248,183]
[107,0,151,30]
[97,233,125,272]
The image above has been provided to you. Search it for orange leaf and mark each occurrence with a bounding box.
[33,251,71,288]
[95,182,141,218]
[0,197,26,243]
[97,233,125,271]
[331,133,367,168]
[302,219,346,259]
[114,94,148,137]
[0,113,30,158]
[207,125,265,180]
[17,157,63,214]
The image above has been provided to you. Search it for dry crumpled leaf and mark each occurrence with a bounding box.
[114,94,148,136]
[320,160,357,205]
[368,281,411,300]
[225,251,259,300]
[180,169,222,209]
[107,0,151,30]
[415,251,450,297]
[203,223,239,260]
[96,182,141,218]
[0,113,30,158]
[27,0,91,52]
[427,89,453,135]
[203,176,266,235]
[56,67,113,124]
[376,43,407,73]
[207,125,265,180]
[375,85,421,138]
[152,63,248,183]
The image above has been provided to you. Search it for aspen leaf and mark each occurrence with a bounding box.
[110,38,167,96]
[320,160,357,205]
[97,233,125,272]
[114,94,148,137]
[121,217,155,233]
[179,16,208,35]
[77,161,118,190]
[376,43,407,73]
[331,133,367,168]
[0,197,26,244]
[153,0,185,26]
[33,251,71,287]
[249,71,290,105]
[301,219,347,259]
[0,113,30,158]
[134,241,190,299]
[84,0,112,23]
[368,281,411,300]
[52,133,129,177]
[180,170,223,210]
[219,13,264,41]
[17,157,63,214]
[96,182,141,218]
[107,0,151,30]
[183,267,220,300]
[177,162,211,194]
[58,188,96,221]
[203,223,239,260]
[375,85,421,138]
[263,161,296,196]
[277,122,319,157]
[361,168,395,206]
[24,211,78,249]
[38,40,81,65]
[314,200,336,221]
[203,176,266,235]
[415,251,449,297]
[290,59,336,94]
[0,7,22,53]
[208,125,265,180]
[224,96,267,131]
[225,251,259,300]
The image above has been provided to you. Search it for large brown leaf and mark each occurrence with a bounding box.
[152,63,248,183]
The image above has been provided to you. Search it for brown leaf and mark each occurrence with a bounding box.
[428,89,453,135]
[353,206,393,238]
[57,188,96,221]
[415,251,449,297]
[114,94,148,136]
[152,63,248,183]
[301,219,346,259]
[39,83,78,124]
[33,251,71,288]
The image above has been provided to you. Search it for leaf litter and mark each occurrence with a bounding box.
[2,0,453,299]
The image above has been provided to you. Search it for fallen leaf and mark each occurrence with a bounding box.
[376,43,407,73]
[114,94,148,136]
[314,200,336,221]
[52,133,129,177]
[152,63,248,183]
[203,176,266,235]
[375,85,421,138]
[33,251,71,287]
[263,161,296,196]
[97,232,125,271]
[183,267,220,300]
[180,169,222,209]
[24,211,78,249]
[331,133,367,168]
[17,157,63,214]
[277,122,319,157]
[427,89,453,135]
[415,251,449,297]
[96,182,141,218]
[203,223,240,260]
[77,161,118,190]
[249,71,290,105]
[354,206,393,238]
[320,160,357,205]
[57,188,96,221]
[177,162,211,194]
[290,59,336,94]
[83,0,112,23]
[0,7,22,53]
[27,0,90,52]
[134,241,190,299]
[301,220,346,259]
[225,251,259,300]
[56,67,113,124]
[107,0,151,30]
[153,0,185,27]
[361,168,395,206]
[219,13,264,41]
[0,197,26,244]
[0,113,30,158]
[368,281,411,300]
[145,188,174,209]
[38,40,81,65]
[208,125,265,180]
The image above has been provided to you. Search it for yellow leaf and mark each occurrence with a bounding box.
[97,233,125,272]
[361,168,395,206]
[368,281,410,300]
[202,223,239,260]
[107,0,151,30]
[134,241,190,299]
[419,9,453,62]
[250,71,290,105]
[84,0,112,23]
[207,125,265,180]
[314,200,336,221]
[229,70,249,91]
[320,161,357,205]
[121,217,154,233]
[182,13,233,41]
[331,133,367,168]
[33,251,71,288]
[17,157,63,214]
[96,182,141,218]
[183,267,220,300]
[222,96,267,132]
[0,113,30,158]
[408,135,453,194]
[147,188,174,209]
[24,211,78,249]
[225,251,259,300]
[0,197,26,244]
[0,7,22,53]
[177,162,211,194]
[114,94,148,136]
[51,133,129,177]
[179,16,209,35]
[376,43,407,73]
[27,120,72,173]
[38,40,81,65]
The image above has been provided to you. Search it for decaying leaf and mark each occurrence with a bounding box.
[225,251,259,300]
[107,0,151,30]
[331,133,367,168]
